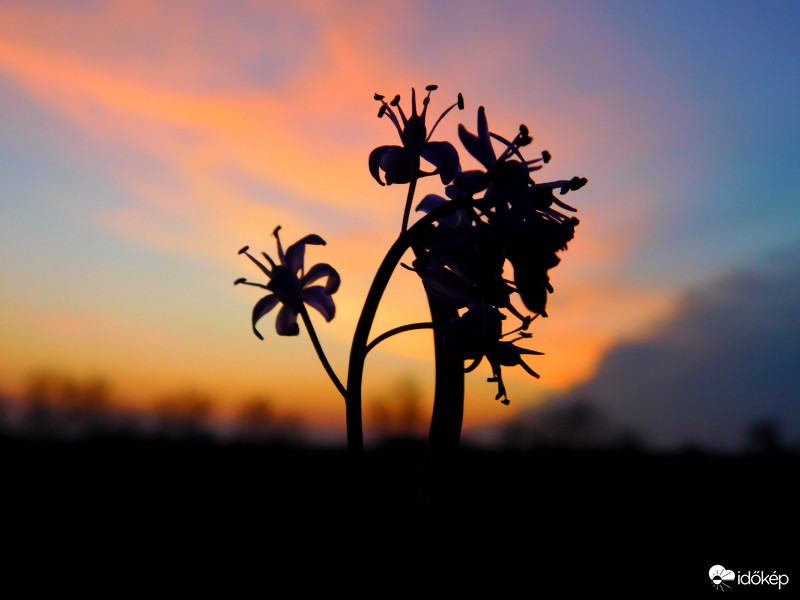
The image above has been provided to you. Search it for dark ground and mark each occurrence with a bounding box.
[3,432,797,594]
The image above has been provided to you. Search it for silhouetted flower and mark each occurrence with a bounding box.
[369,85,463,186]
[445,302,542,404]
[235,226,340,338]
[451,106,586,316]
[453,106,537,199]
[412,193,512,310]
[505,214,579,316]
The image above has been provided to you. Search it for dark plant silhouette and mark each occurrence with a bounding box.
[236,85,587,511]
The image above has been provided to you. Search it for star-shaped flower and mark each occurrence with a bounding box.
[368,85,463,186]
[235,226,340,337]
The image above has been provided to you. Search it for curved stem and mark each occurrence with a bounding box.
[299,307,347,400]
[366,322,434,354]
[346,195,473,457]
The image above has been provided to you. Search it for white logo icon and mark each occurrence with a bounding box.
[709,565,735,590]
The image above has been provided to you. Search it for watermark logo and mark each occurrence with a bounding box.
[709,565,735,591]
[709,564,790,591]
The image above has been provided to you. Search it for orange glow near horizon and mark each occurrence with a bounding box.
[0,1,688,437]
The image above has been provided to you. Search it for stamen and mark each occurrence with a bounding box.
[261,252,277,270]
[493,132,526,163]
[425,99,461,142]
[392,94,408,125]
[239,246,273,278]
[272,225,285,263]
[233,278,270,290]
[505,303,530,323]
[515,124,533,147]
[420,86,436,121]
[377,98,403,136]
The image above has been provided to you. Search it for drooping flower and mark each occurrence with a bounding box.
[504,214,579,317]
[445,302,542,405]
[368,85,463,186]
[235,226,340,338]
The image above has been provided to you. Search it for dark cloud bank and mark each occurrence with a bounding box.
[511,247,800,452]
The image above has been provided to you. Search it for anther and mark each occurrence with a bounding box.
[457,93,465,110]
[425,84,438,91]
[238,246,250,254]
[542,150,552,163]
[390,95,401,106]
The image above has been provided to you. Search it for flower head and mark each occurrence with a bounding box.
[452,106,587,317]
[368,85,463,186]
[412,193,512,310]
[235,226,340,338]
[445,302,542,405]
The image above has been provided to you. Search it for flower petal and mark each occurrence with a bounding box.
[458,107,495,169]
[251,294,279,340]
[421,141,460,184]
[380,147,415,185]
[368,145,395,185]
[415,194,448,214]
[275,304,300,336]
[301,286,336,322]
[285,234,326,274]
[413,259,474,309]
[302,262,340,294]
[454,170,491,195]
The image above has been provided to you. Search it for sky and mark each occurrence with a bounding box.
[1,0,798,445]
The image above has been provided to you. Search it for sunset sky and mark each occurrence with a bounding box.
[1,1,799,443]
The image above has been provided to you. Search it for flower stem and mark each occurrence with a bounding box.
[366,322,434,354]
[401,156,421,233]
[346,196,473,458]
[299,307,347,400]
[416,297,464,518]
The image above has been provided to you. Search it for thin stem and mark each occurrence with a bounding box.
[366,322,434,354]
[401,155,421,233]
[299,307,347,400]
